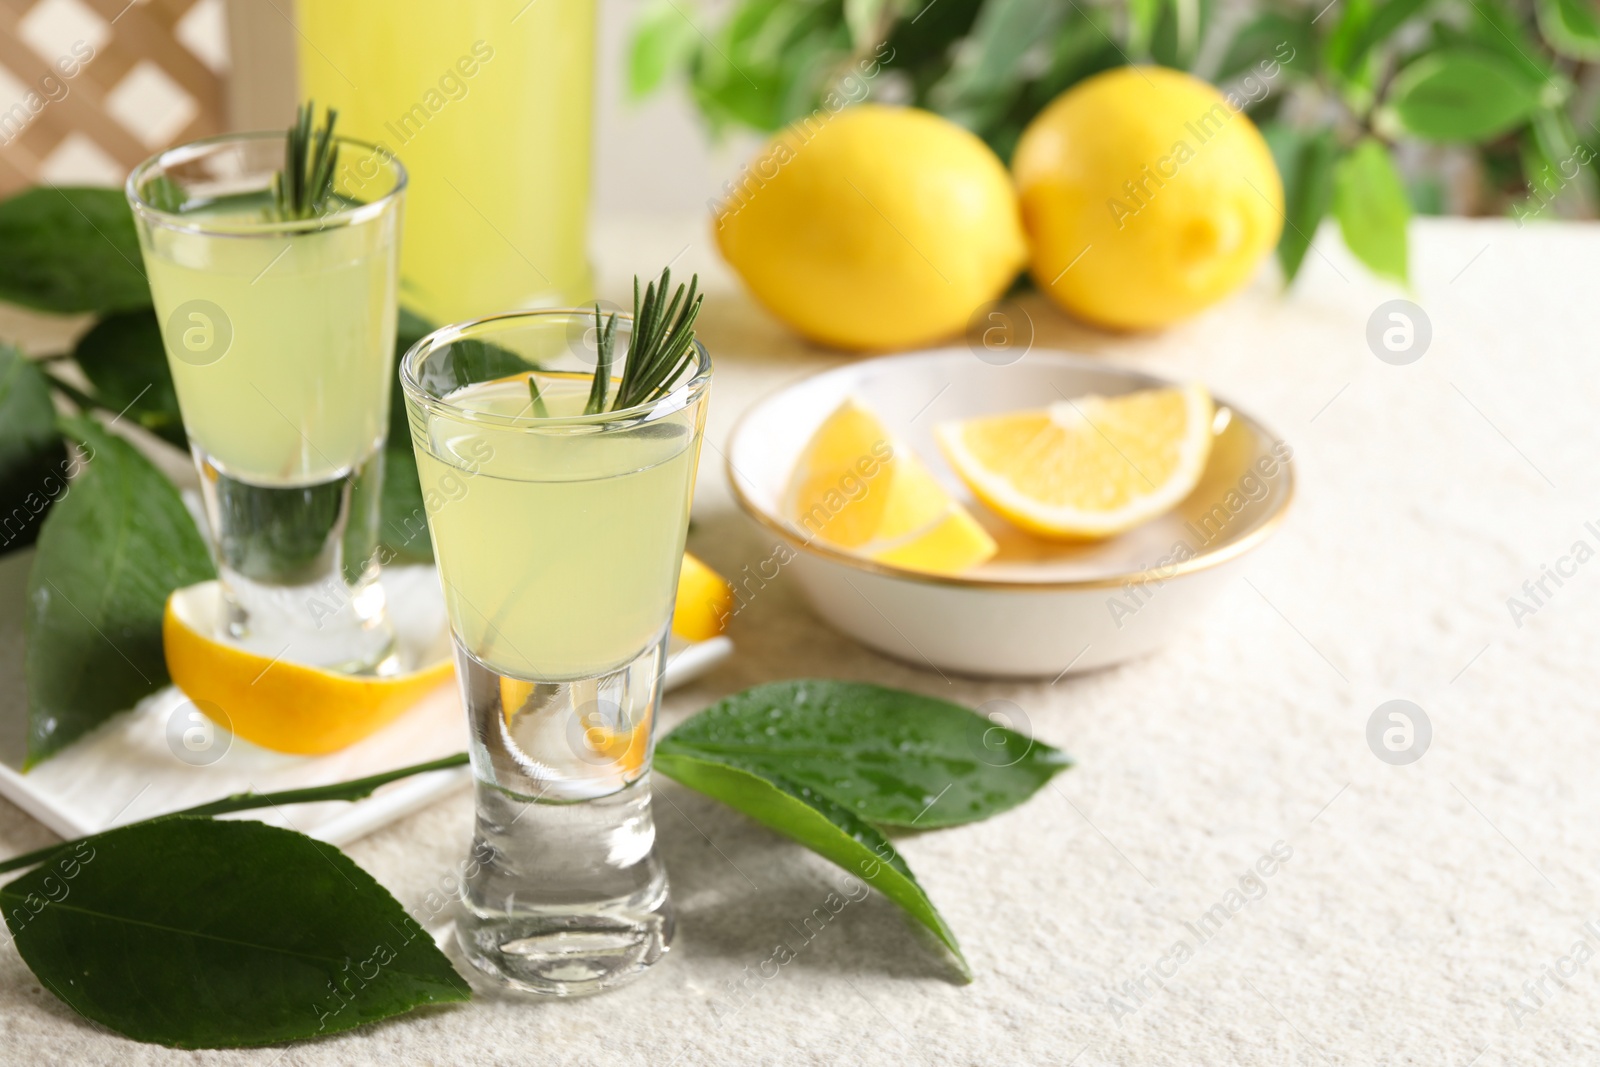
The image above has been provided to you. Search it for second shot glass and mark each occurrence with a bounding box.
[400,309,711,996]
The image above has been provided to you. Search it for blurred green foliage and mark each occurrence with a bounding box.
[630,0,1600,285]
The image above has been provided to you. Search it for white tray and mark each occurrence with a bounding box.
[0,553,732,846]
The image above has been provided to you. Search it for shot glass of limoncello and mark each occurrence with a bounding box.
[126,125,405,673]
[400,294,711,996]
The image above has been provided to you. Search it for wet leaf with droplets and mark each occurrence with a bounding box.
[657,679,1070,829]
[24,417,213,766]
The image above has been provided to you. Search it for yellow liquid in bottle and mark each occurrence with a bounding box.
[296,0,595,324]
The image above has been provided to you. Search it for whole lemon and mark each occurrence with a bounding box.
[714,105,1026,351]
[1012,66,1283,331]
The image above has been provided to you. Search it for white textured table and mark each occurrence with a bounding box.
[1,215,1597,1066]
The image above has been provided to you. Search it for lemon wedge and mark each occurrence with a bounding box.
[674,552,735,642]
[167,553,736,759]
[935,384,1215,540]
[786,399,996,575]
[163,581,454,756]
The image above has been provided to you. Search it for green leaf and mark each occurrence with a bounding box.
[208,461,365,586]
[1322,0,1429,87]
[1529,105,1579,168]
[391,306,435,428]
[1383,49,1546,141]
[1264,125,1339,286]
[379,441,432,563]
[1332,138,1410,285]
[1215,11,1314,82]
[930,0,1065,118]
[1323,0,1376,80]
[843,0,888,48]
[1459,0,1557,85]
[25,416,213,766]
[409,337,535,397]
[1536,0,1600,59]
[628,0,702,98]
[1508,109,1583,221]
[970,5,1122,161]
[0,187,150,315]
[1127,0,1164,56]
[381,308,436,562]
[1351,0,1429,58]
[658,679,1070,829]
[340,445,385,586]
[387,315,532,563]
[777,30,846,121]
[71,310,186,450]
[0,345,67,555]
[687,0,853,132]
[1,818,469,1048]
[653,752,971,979]
[1022,9,1124,109]
[1406,175,1446,215]
[883,0,986,89]
[1150,0,1212,69]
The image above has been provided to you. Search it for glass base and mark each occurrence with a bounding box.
[456,778,674,997]
[194,447,397,673]
[452,633,675,996]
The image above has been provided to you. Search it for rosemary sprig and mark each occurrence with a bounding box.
[524,267,702,419]
[610,267,703,411]
[271,102,340,221]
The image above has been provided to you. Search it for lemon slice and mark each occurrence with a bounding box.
[163,582,455,756]
[673,552,735,642]
[786,399,996,575]
[935,384,1214,540]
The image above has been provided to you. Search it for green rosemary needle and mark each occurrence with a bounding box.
[526,374,550,418]
[271,102,340,222]
[583,305,619,415]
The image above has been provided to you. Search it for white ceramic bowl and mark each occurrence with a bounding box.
[726,350,1295,678]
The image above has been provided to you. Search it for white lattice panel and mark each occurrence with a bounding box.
[0,0,227,193]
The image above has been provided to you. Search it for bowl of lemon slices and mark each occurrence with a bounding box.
[726,351,1294,678]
